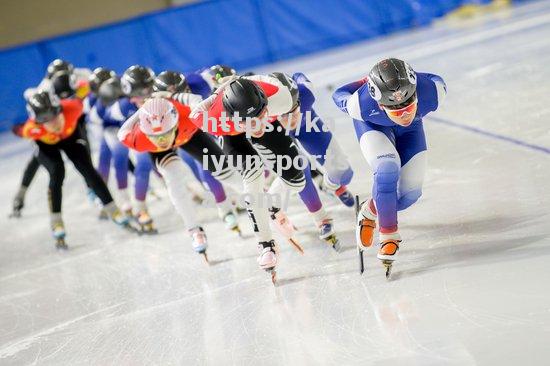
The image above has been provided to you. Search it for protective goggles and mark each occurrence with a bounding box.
[382,98,417,118]
[147,129,176,146]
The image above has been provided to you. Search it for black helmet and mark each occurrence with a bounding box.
[26,91,62,123]
[50,70,76,99]
[208,64,236,84]
[46,59,74,79]
[89,67,117,94]
[222,78,267,118]
[367,58,417,107]
[98,77,123,106]
[121,65,155,97]
[269,72,300,111]
[154,71,189,93]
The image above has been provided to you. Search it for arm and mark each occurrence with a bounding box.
[244,74,293,116]
[117,111,140,148]
[332,79,368,121]
[425,73,447,110]
[171,92,203,108]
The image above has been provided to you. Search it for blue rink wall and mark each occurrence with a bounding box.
[0,0,493,131]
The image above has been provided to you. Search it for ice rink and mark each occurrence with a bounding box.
[1,1,550,364]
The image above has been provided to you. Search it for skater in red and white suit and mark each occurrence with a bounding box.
[190,75,307,278]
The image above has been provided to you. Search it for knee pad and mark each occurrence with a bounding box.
[375,161,399,193]
[398,189,422,211]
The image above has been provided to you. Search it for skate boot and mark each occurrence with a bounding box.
[222,210,242,236]
[377,231,401,279]
[334,185,355,208]
[98,208,109,220]
[318,218,341,252]
[356,198,377,251]
[103,203,133,232]
[51,219,67,250]
[270,208,303,254]
[189,226,208,262]
[257,240,278,284]
[136,210,158,234]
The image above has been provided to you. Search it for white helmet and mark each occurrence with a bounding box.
[139,98,179,136]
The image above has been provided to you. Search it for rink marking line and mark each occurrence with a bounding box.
[428,116,550,155]
[0,302,124,359]
[308,7,550,85]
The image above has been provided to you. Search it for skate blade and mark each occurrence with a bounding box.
[9,211,21,219]
[358,248,365,275]
[55,239,68,250]
[382,260,393,279]
[288,238,304,254]
[230,226,242,237]
[139,226,158,235]
[264,268,277,285]
[322,235,341,252]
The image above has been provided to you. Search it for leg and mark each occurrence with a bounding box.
[96,137,112,183]
[60,134,114,207]
[134,152,152,205]
[11,152,41,216]
[296,109,353,186]
[395,122,428,211]
[183,130,241,191]
[355,122,400,233]
[398,151,427,211]
[152,150,199,231]
[221,134,270,241]
[251,121,306,210]
[36,143,65,215]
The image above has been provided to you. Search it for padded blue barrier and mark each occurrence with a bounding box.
[0,0,494,131]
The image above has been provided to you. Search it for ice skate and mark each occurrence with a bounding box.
[257,240,278,284]
[222,210,242,236]
[51,220,68,250]
[315,173,354,207]
[270,208,304,254]
[98,208,109,220]
[377,232,401,279]
[334,185,355,208]
[10,196,24,218]
[104,204,136,233]
[189,226,208,262]
[318,218,341,252]
[356,198,377,251]
[136,210,158,234]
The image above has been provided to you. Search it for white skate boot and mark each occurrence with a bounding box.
[189,226,208,262]
[257,240,278,284]
[377,231,401,279]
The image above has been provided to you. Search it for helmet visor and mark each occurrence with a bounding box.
[146,129,176,149]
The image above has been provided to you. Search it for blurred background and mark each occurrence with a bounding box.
[0,0,519,130]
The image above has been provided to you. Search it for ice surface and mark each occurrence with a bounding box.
[1,1,550,365]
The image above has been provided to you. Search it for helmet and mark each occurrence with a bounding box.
[89,67,117,94]
[46,59,74,79]
[50,70,76,98]
[98,77,123,106]
[209,65,236,81]
[269,72,299,111]
[139,98,179,136]
[26,91,62,123]
[153,71,189,93]
[367,58,417,107]
[222,78,267,118]
[121,65,155,97]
